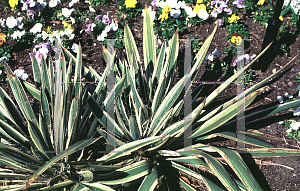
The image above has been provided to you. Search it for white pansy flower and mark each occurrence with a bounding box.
[30,23,43,34]
[97,35,105,41]
[11,30,22,40]
[6,17,17,29]
[18,23,24,29]
[41,31,48,40]
[101,30,108,38]
[69,0,79,7]
[62,8,74,18]
[64,28,73,35]
[170,9,181,18]
[178,1,186,9]
[69,33,75,40]
[185,7,196,18]
[89,6,95,13]
[277,96,283,104]
[198,9,209,20]
[13,69,28,81]
[49,0,58,8]
[0,18,5,27]
[157,1,167,8]
[293,108,300,116]
[110,22,118,31]
[72,43,79,53]
[70,17,75,24]
[37,0,47,8]
[39,47,49,58]
[290,122,300,130]
[286,128,292,133]
[284,92,293,99]
[104,25,111,33]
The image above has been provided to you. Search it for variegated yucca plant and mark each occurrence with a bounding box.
[0,6,300,191]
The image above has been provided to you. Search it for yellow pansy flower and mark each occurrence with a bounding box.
[197,0,203,3]
[158,12,169,22]
[193,4,206,14]
[9,0,18,8]
[257,0,264,6]
[125,0,137,8]
[231,36,242,45]
[162,6,171,13]
[228,14,240,23]
[43,26,52,34]
[279,16,283,21]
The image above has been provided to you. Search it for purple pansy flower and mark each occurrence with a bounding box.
[95,15,103,22]
[102,13,111,25]
[151,0,156,9]
[211,10,218,18]
[218,19,224,25]
[233,0,245,9]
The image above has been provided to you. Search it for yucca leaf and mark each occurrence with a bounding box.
[149,108,173,137]
[124,22,140,70]
[152,76,167,115]
[195,131,275,148]
[152,42,166,83]
[41,56,51,98]
[238,148,300,158]
[94,160,152,185]
[0,118,31,148]
[137,165,159,191]
[0,143,43,165]
[82,182,116,191]
[38,180,76,190]
[177,149,240,190]
[0,155,33,172]
[75,164,122,172]
[31,56,41,84]
[23,81,41,101]
[96,137,162,162]
[191,88,262,138]
[40,89,53,150]
[97,128,125,147]
[28,120,53,160]
[4,70,38,126]
[168,161,225,191]
[65,96,80,150]
[150,75,189,135]
[116,106,133,141]
[191,24,218,82]
[0,183,46,191]
[165,156,210,172]
[143,6,156,71]
[213,147,263,191]
[23,137,100,190]
[129,116,140,140]
[87,96,125,137]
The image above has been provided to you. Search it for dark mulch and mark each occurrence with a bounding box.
[1,1,300,190]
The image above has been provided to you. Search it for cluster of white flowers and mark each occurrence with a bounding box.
[13,69,28,81]
[62,8,75,18]
[69,0,79,7]
[11,30,26,40]
[5,17,23,29]
[286,121,300,133]
[156,0,209,20]
[97,20,118,41]
[49,0,61,8]
[284,0,300,15]
[29,23,43,34]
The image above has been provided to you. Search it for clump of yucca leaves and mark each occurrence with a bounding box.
[0,7,300,191]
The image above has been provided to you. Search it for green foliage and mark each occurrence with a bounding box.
[250,6,273,28]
